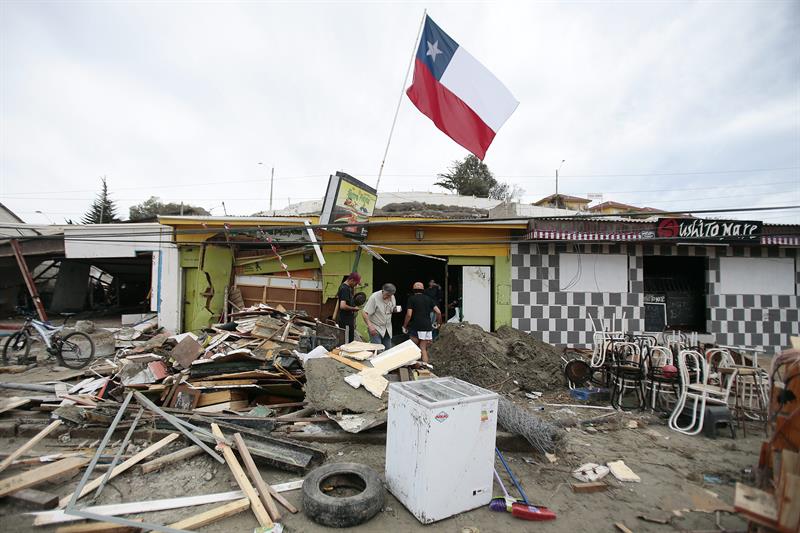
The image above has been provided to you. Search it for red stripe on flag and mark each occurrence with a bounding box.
[406,59,496,160]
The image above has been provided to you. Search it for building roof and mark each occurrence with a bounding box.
[587,200,642,212]
[0,203,25,224]
[533,193,592,206]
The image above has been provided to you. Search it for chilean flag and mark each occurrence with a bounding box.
[406,15,519,160]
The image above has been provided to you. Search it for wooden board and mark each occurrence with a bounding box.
[778,474,800,531]
[210,423,272,528]
[194,400,249,413]
[55,520,142,533]
[9,488,58,509]
[197,390,247,407]
[232,433,280,521]
[170,336,204,369]
[326,352,365,371]
[58,433,179,508]
[139,446,202,475]
[0,419,63,473]
[163,498,249,531]
[571,482,608,493]
[0,456,90,497]
[734,482,779,527]
[0,397,31,415]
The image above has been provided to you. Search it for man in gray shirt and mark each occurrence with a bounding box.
[361,283,397,349]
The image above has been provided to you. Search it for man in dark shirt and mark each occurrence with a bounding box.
[424,279,443,339]
[337,272,361,343]
[403,281,442,364]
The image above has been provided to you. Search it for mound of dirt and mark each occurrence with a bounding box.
[428,323,564,392]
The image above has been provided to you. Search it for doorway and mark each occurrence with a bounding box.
[372,254,447,343]
[447,265,492,330]
[643,256,707,332]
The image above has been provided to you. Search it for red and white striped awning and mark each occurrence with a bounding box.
[525,229,800,246]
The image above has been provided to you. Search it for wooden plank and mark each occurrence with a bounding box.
[55,520,142,533]
[398,367,410,382]
[0,419,63,473]
[232,433,280,521]
[32,490,245,526]
[614,523,634,533]
[734,482,779,525]
[571,482,608,493]
[0,456,90,497]
[778,474,800,531]
[58,433,179,508]
[267,482,299,514]
[194,400,249,413]
[162,498,249,531]
[197,390,247,407]
[139,445,202,474]
[326,352,365,371]
[31,481,301,526]
[210,423,272,528]
[0,397,32,415]
[9,488,58,509]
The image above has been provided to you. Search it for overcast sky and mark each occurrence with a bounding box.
[1,0,798,224]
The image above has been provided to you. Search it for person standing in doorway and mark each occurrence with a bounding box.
[403,281,442,364]
[337,272,361,343]
[425,279,444,339]
[362,283,397,350]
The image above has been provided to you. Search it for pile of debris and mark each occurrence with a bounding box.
[429,323,564,393]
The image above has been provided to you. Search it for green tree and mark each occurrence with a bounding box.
[435,155,520,200]
[436,155,497,197]
[129,196,210,221]
[81,177,120,224]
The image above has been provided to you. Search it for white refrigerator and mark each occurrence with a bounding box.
[385,377,499,524]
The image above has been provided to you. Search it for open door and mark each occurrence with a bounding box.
[461,266,492,330]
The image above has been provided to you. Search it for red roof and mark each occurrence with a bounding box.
[533,194,592,206]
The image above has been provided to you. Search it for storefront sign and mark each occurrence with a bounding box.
[319,172,378,238]
[656,218,762,242]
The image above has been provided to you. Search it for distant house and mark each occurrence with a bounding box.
[588,201,666,219]
[533,194,592,211]
[0,202,24,224]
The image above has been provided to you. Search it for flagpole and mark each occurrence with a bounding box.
[375,8,427,192]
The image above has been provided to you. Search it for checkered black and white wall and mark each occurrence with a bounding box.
[511,242,799,351]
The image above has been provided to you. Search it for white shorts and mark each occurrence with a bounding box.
[412,330,433,341]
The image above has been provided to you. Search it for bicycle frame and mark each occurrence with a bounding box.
[28,319,63,350]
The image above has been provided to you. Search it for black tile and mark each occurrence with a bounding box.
[518,267,530,280]
[750,309,763,321]
[531,306,543,318]
[572,293,586,305]
[531,280,543,292]
[743,295,755,308]
[591,293,604,305]
[518,292,530,305]
[512,279,524,292]
[550,306,563,319]
[512,306,525,319]
[556,318,568,332]
[567,330,581,345]
[512,254,524,267]
[733,309,745,321]
[778,295,790,308]
[517,243,530,255]
[537,318,550,332]
[518,319,531,332]
[609,293,621,306]
[567,306,580,319]
[554,293,567,305]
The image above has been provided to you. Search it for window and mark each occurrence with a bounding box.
[719,257,795,295]
[559,253,628,293]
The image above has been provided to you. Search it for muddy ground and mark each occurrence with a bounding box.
[0,392,760,532]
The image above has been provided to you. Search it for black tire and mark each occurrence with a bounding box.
[58,332,94,369]
[3,330,31,365]
[302,462,384,528]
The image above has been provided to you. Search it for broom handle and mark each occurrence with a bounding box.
[496,448,530,505]
[493,468,512,500]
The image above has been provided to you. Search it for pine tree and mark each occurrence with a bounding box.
[82,177,120,224]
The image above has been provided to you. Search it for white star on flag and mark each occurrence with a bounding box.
[426,40,442,62]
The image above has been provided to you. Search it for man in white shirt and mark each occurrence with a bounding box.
[362,283,397,349]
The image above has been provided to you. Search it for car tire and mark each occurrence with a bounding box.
[302,462,384,528]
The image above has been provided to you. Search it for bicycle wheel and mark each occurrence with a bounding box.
[58,332,95,369]
[2,330,31,365]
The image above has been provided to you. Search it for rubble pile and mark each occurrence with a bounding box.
[428,323,564,392]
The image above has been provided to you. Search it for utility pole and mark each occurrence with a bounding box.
[269,167,274,215]
[555,159,565,208]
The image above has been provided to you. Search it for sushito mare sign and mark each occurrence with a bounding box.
[656,218,762,242]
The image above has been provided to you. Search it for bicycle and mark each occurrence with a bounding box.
[2,309,95,369]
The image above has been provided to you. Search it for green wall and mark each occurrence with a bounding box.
[321,250,373,340]
[180,245,233,332]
